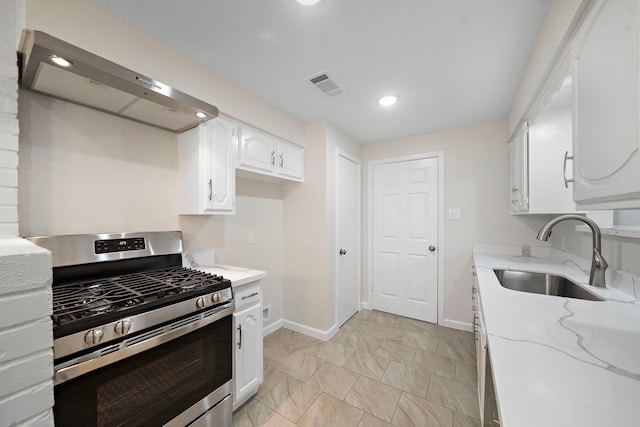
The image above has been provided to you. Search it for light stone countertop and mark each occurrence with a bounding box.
[193,264,267,288]
[473,244,640,427]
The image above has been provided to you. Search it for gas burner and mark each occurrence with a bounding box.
[84,299,113,314]
[179,283,197,291]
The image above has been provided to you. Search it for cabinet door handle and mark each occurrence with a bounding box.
[242,292,259,300]
[563,151,574,188]
[271,151,276,166]
[237,325,242,349]
[279,153,284,168]
[208,179,213,201]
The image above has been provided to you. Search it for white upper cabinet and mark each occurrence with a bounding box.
[237,126,277,173]
[572,0,640,208]
[277,139,304,181]
[179,117,236,215]
[237,125,304,182]
[509,123,529,214]
[510,47,580,215]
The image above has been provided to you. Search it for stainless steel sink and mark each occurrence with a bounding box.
[493,269,605,301]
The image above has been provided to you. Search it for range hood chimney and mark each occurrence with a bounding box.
[18,30,218,133]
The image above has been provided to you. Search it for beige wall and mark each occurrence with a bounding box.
[18,90,180,236]
[362,121,551,327]
[23,0,305,146]
[281,121,361,333]
[282,122,328,331]
[213,194,284,330]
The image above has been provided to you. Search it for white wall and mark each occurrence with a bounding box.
[362,121,551,327]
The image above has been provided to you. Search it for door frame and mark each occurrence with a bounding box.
[335,148,362,325]
[367,151,445,325]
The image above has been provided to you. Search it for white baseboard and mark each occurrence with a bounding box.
[361,301,370,310]
[263,319,283,337]
[281,319,338,341]
[440,318,473,332]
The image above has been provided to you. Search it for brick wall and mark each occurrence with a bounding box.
[0,0,19,238]
[0,1,55,425]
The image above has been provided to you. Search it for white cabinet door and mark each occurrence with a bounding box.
[238,126,277,173]
[179,118,236,215]
[572,0,640,208]
[276,140,304,181]
[237,125,304,182]
[528,109,580,214]
[208,118,236,213]
[233,303,262,406]
[509,124,528,214]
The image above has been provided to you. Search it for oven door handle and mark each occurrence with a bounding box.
[55,303,234,386]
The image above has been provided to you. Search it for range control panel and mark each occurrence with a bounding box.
[94,237,146,254]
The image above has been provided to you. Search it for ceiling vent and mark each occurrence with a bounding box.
[305,71,348,97]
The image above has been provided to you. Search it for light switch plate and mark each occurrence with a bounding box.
[448,208,462,220]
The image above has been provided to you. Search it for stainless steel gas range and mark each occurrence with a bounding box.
[28,231,234,427]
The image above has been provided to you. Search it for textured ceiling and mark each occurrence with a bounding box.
[92,0,551,144]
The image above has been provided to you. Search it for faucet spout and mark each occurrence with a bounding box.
[536,214,607,288]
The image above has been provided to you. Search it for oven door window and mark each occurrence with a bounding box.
[54,315,232,427]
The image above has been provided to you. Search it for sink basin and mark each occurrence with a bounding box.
[493,269,605,301]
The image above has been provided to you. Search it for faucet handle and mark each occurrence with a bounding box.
[593,248,608,269]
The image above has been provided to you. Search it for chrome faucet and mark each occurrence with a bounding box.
[536,214,608,288]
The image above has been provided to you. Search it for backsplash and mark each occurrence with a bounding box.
[547,219,640,299]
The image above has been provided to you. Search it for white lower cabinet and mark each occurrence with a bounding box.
[237,125,304,182]
[232,282,263,409]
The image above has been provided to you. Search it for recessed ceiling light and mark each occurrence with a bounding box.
[297,0,320,5]
[378,95,398,107]
[195,112,207,119]
[50,55,73,68]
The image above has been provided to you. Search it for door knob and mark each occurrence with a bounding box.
[339,249,347,255]
[429,245,436,252]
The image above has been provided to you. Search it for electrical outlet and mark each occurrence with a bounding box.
[448,208,462,220]
[248,232,255,245]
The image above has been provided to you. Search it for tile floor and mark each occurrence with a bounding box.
[232,310,481,427]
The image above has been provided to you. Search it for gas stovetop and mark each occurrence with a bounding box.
[52,266,229,334]
[26,232,234,351]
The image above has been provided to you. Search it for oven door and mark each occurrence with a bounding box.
[54,314,232,427]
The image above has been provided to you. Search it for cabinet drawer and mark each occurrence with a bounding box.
[234,283,261,309]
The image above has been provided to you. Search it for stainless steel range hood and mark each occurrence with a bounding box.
[18,30,218,133]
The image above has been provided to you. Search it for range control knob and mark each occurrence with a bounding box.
[84,329,104,345]
[212,292,221,304]
[196,296,207,309]
[114,320,132,335]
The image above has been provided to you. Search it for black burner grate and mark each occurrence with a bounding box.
[52,266,224,327]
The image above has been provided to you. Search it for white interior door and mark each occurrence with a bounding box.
[372,158,438,323]
[336,152,360,326]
